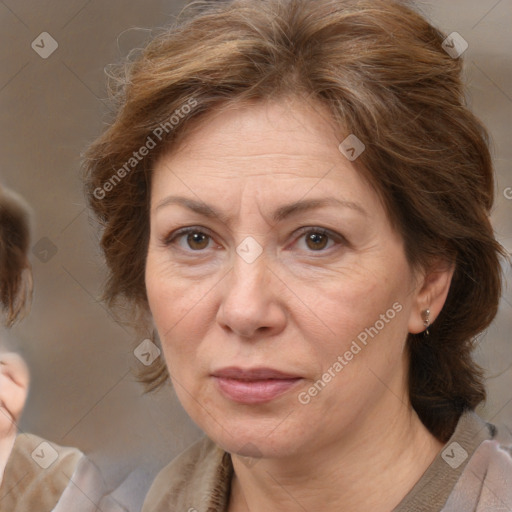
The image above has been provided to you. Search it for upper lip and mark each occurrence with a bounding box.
[211,367,301,380]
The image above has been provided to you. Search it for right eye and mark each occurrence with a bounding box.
[163,226,216,252]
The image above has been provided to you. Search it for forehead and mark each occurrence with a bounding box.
[162,98,340,163]
[151,98,378,212]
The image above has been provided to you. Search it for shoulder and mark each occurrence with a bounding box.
[142,436,231,512]
[441,417,512,511]
[10,432,83,466]
[0,433,84,511]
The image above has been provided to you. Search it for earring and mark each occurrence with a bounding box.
[422,308,430,336]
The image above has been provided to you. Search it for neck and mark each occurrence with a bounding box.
[228,397,444,512]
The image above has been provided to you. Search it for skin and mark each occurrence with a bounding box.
[0,350,29,486]
[145,96,454,511]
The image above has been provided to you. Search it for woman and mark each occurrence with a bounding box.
[84,0,512,510]
[0,185,127,511]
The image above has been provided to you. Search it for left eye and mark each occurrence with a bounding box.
[295,228,340,252]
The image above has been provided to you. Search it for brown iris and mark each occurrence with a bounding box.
[305,232,328,251]
[187,232,209,250]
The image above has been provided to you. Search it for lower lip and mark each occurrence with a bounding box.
[213,377,302,404]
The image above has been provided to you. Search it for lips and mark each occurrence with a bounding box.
[212,367,300,380]
[211,367,302,404]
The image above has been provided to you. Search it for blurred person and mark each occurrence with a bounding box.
[0,185,32,489]
[0,184,127,512]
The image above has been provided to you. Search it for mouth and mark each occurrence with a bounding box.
[211,367,303,404]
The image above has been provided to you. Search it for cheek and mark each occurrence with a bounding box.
[296,285,410,417]
[145,254,212,374]
[302,263,411,367]
[146,251,200,328]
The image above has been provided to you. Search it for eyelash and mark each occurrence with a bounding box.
[162,226,347,255]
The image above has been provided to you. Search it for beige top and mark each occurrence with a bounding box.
[0,433,83,511]
[0,433,128,512]
[142,411,512,512]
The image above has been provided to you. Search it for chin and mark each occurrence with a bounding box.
[175,380,311,458]
[201,414,305,461]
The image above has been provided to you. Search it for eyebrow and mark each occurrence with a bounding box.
[155,195,367,225]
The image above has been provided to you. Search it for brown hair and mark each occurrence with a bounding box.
[83,0,506,441]
[0,186,33,327]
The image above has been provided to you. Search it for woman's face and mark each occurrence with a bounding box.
[146,97,428,459]
[0,350,29,436]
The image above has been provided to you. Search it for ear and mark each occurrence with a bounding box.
[408,259,455,334]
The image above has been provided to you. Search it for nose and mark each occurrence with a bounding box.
[216,247,287,339]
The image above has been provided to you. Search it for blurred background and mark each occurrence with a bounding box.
[0,0,511,510]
